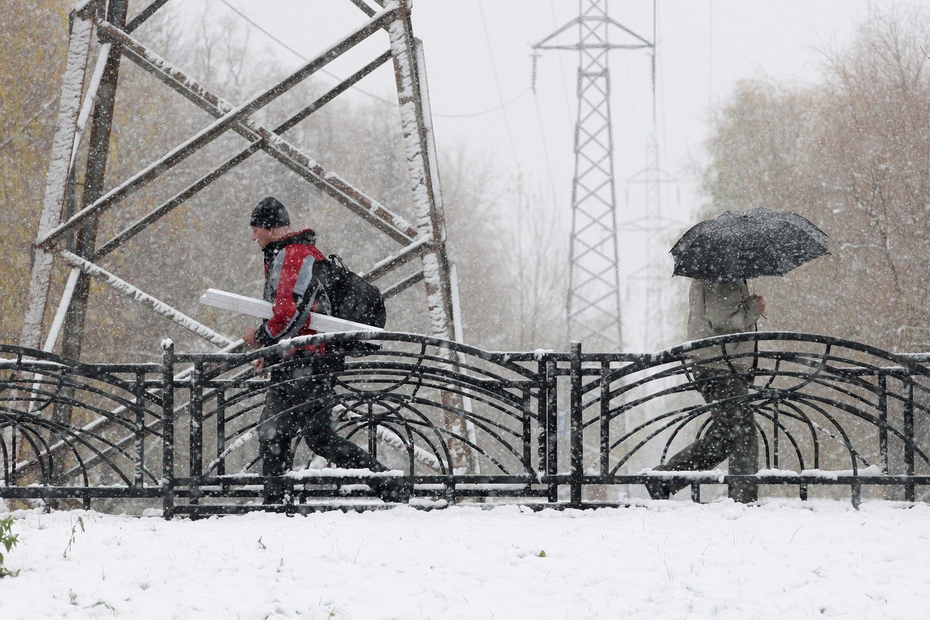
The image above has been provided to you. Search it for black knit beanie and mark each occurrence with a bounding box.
[250,196,290,229]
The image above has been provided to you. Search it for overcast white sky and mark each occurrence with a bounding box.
[221,0,899,208]
[198,0,912,349]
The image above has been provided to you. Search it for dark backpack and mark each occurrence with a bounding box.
[315,254,386,352]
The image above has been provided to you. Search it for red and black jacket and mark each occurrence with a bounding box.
[254,228,330,354]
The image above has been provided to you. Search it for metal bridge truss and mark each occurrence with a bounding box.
[2,332,930,517]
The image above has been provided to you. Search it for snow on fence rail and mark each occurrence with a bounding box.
[1,332,929,517]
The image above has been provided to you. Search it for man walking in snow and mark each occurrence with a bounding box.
[243,197,400,504]
[646,279,765,503]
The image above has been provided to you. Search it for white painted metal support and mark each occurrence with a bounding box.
[43,268,81,353]
[19,13,94,351]
[388,0,473,473]
[24,268,81,414]
[450,264,480,475]
[58,251,234,348]
[69,43,111,171]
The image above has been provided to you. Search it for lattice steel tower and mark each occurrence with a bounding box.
[534,0,653,351]
[23,0,457,359]
[21,0,475,472]
[623,130,681,352]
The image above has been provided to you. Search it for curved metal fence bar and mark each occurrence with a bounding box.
[2,331,930,514]
[0,346,165,508]
[586,332,930,506]
[162,334,546,516]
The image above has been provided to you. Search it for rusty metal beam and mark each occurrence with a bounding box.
[59,250,234,348]
[22,0,470,481]
[387,0,474,473]
[388,3,456,338]
[60,0,130,365]
[362,238,432,282]
[91,141,262,262]
[382,271,424,299]
[92,51,395,261]
[276,50,393,134]
[125,0,170,33]
[38,5,398,250]
[19,10,94,351]
[347,0,377,18]
[95,21,419,245]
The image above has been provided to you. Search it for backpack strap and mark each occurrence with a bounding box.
[328,254,348,273]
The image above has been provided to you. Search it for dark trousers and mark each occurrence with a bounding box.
[655,366,759,502]
[258,361,387,500]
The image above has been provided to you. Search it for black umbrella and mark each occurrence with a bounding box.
[671,207,829,281]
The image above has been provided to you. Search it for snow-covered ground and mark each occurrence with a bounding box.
[1,498,927,619]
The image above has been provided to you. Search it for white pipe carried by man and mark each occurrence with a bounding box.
[198,288,383,334]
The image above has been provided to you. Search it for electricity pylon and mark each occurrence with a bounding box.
[21,0,473,471]
[533,0,653,352]
[622,132,681,352]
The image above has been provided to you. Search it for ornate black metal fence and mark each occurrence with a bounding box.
[2,332,929,516]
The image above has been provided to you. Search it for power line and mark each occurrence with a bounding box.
[433,87,530,119]
[477,0,521,171]
[217,0,527,120]
[533,92,560,210]
[549,0,574,121]
[215,0,395,106]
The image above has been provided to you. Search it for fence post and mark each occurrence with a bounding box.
[133,370,145,490]
[570,341,583,508]
[216,390,226,478]
[161,340,175,519]
[535,357,547,491]
[599,360,610,477]
[878,373,888,474]
[545,356,559,503]
[189,361,204,508]
[905,381,915,502]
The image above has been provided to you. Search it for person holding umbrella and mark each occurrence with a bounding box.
[646,278,765,502]
[647,207,829,503]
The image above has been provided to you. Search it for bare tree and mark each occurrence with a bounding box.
[702,5,930,353]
